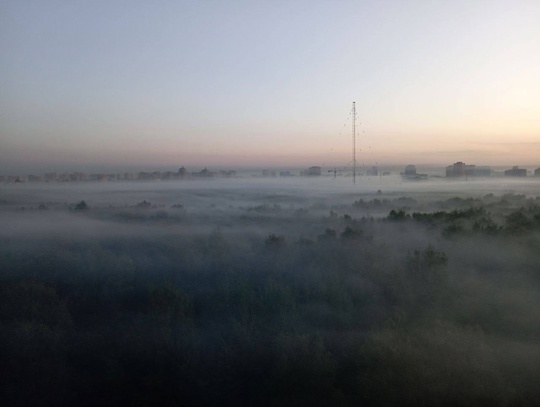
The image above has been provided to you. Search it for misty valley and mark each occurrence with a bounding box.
[1,176,540,406]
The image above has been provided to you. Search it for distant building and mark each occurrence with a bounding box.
[446,162,491,177]
[261,170,276,177]
[58,173,71,182]
[466,166,491,177]
[307,166,321,176]
[96,174,111,181]
[403,165,417,176]
[44,172,58,182]
[218,170,236,177]
[505,166,526,177]
[534,167,540,177]
[178,167,188,178]
[194,168,213,177]
[446,162,467,177]
[366,166,378,176]
[401,165,427,180]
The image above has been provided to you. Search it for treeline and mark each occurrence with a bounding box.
[387,205,540,236]
[1,196,540,406]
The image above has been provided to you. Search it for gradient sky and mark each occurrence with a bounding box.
[1,0,539,172]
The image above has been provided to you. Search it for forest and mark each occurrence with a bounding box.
[1,177,539,406]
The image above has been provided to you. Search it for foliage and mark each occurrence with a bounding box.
[135,200,152,209]
[74,200,88,210]
[387,209,409,221]
[1,192,540,405]
[265,234,286,248]
[340,226,362,241]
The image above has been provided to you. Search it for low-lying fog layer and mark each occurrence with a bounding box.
[1,176,539,406]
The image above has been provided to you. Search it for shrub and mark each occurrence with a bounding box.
[74,200,88,211]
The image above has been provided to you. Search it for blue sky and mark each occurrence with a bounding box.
[1,0,539,172]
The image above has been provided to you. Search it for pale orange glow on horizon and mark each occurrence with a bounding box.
[1,1,539,173]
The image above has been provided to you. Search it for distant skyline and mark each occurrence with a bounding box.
[1,1,539,173]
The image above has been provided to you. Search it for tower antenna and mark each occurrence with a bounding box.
[352,101,357,184]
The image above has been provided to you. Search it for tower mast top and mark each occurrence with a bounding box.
[352,101,356,184]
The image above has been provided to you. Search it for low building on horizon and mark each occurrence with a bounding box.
[365,166,378,176]
[44,172,58,182]
[467,165,491,177]
[446,162,466,177]
[300,166,322,176]
[446,162,491,177]
[505,166,526,177]
[400,164,427,180]
[193,167,213,178]
[262,170,276,177]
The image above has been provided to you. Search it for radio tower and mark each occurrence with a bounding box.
[352,101,357,184]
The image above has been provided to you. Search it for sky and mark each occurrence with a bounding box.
[1,0,539,173]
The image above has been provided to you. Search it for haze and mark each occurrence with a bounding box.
[2,176,540,405]
[2,1,540,405]
[1,0,540,173]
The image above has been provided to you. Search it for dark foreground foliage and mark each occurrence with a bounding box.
[1,192,540,406]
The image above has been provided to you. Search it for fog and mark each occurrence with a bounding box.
[1,175,540,406]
